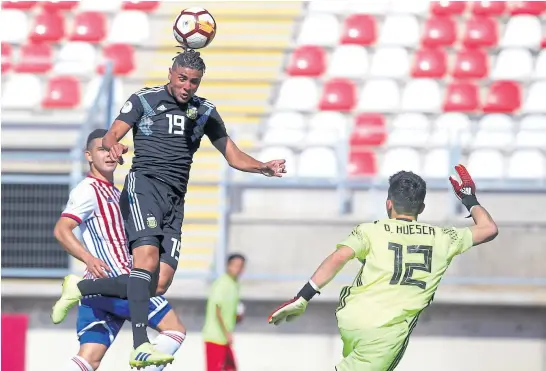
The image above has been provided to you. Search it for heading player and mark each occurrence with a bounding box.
[53,129,186,370]
[52,48,286,368]
[268,166,499,371]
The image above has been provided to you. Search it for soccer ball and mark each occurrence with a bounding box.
[173,7,217,49]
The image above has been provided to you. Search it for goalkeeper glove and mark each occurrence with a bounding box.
[268,280,320,326]
[449,164,480,217]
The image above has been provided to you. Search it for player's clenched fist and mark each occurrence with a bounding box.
[449,164,480,215]
[108,143,129,165]
[260,159,286,178]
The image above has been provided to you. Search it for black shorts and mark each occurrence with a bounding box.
[119,171,184,270]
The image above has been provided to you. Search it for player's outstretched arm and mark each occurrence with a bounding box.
[268,246,354,326]
[449,164,498,247]
[212,137,286,177]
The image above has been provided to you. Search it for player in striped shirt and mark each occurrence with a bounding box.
[54,129,184,370]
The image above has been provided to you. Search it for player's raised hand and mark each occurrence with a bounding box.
[260,159,286,177]
[449,164,476,200]
[268,297,308,325]
[109,143,129,165]
[84,256,111,278]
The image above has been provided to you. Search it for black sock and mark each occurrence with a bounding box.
[128,268,152,348]
[149,266,159,296]
[77,274,129,298]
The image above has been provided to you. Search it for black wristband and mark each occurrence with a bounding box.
[297,282,320,302]
[461,195,480,212]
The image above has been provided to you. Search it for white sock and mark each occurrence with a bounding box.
[63,356,94,371]
[143,331,186,371]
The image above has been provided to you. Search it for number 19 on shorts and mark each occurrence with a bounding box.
[171,237,181,261]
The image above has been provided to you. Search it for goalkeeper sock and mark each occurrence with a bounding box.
[77,274,128,298]
[63,356,94,371]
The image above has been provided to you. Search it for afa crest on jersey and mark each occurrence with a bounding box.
[186,106,198,120]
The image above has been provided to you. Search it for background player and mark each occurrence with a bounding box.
[53,129,185,370]
[202,253,246,371]
[268,166,499,371]
[53,48,286,368]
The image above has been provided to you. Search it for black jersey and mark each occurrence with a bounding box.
[115,85,228,194]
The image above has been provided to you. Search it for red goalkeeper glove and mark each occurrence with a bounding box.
[449,164,480,216]
[268,281,320,326]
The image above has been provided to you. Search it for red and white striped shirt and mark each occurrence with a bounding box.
[61,175,131,279]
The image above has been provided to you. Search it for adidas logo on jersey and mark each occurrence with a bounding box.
[157,105,167,112]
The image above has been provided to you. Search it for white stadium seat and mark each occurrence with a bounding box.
[347,0,388,14]
[79,0,122,11]
[259,147,296,177]
[53,42,97,76]
[358,79,400,112]
[2,74,42,109]
[508,150,546,179]
[523,82,546,113]
[275,78,318,112]
[380,148,421,177]
[388,0,429,15]
[392,113,430,130]
[263,128,305,146]
[491,49,533,80]
[297,14,340,46]
[266,112,306,130]
[386,129,429,147]
[472,130,514,148]
[308,111,349,137]
[306,128,342,145]
[515,130,546,148]
[401,79,442,113]
[434,113,472,132]
[108,11,150,44]
[0,10,28,43]
[369,47,410,78]
[328,45,369,78]
[308,0,349,14]
[298,147,338,178]
[379,15,420,47]
[500,16,541,49]
[430,129,472,147]
[83,77,124,109]
[520,115,546,131]
[534,49,546,79]
[468,150,505,179]
[478,114,514,131]
[423,149,451,178]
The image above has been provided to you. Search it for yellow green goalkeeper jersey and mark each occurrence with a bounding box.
[335,218,473,331]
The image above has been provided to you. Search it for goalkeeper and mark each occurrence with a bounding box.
[268,166,499,371]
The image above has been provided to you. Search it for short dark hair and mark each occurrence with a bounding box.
[387,171,426,216]
[172,47,206,73]
[227,253,246,265]
[86,129,108,149]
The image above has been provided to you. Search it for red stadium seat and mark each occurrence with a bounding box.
[98,44,135,75]
[463,16,498,48]
[349,151,377,177]
[443,81,480,112]
[510,1,546,15]
[471,1,507,16]
[319,78,356,111]
[41,1,78,11]
[483,81,521,113]
[29,10,65,43]
[2,43,12,73]
[122,1,159,12]
[70,12,106,43]
[452,48,488,79]
[1,1,36,9]
[14,42,53,73]
[340,14,376,46]
[350,114,387,146]
[286,45,326,77]
[411,48,447,78]
[42,76,80,109]
[430,1,466,15]
[422,16,457,47]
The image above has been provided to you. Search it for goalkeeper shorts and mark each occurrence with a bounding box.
[336,320,414,371]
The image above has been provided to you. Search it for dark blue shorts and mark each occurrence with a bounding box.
[76,295,171,347]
